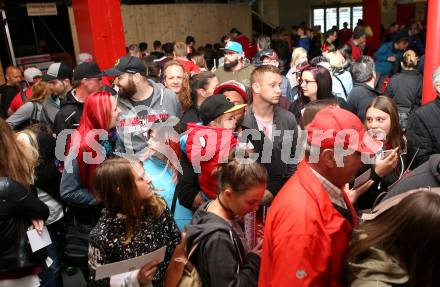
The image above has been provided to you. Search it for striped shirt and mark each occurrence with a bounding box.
[310,168,347,209]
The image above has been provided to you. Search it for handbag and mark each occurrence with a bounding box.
[63,205,102,267]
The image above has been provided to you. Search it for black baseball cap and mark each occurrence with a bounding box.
[73,62,102,81]
[104,55,146,77]
[42,62,73,81]
[200,94,247,125]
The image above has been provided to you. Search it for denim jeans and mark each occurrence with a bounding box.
[39,218,65,287]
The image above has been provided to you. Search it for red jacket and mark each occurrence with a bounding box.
[338,28,353,45]
[177,59,200,74]
[9,89,32,114]
[235,34,254,59]
[349,39,363,61]
[185,123,237,199]
[259,161,357,287]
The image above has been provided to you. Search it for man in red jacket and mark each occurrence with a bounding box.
[259,106,381,287]
[349,30,367,61]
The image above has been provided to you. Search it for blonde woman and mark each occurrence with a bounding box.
[17,124,64,287]
[286,47,308,101]
[384,50,422,130]
[7,80,50,130]
[0,118,49,287]
[324,50,353,101]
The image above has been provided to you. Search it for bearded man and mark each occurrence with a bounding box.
[215,41,255,89]
[106,55,181,156]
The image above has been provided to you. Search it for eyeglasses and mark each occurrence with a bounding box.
[298,78,317,85]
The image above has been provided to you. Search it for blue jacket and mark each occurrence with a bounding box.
[60,156,98,206]
[374,42,403,76]
[298,37,310,51]
[143,157,192,230]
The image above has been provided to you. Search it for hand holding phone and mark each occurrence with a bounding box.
[375,148,399,177]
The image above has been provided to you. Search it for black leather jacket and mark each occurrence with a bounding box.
[0,177,49,274]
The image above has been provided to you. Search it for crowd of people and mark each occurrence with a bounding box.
[1,19,440,287]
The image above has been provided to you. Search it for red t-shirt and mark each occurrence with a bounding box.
[349,39,363,61]
[177,59,201,73]
[235,34,254,59]
[9,88,32,113]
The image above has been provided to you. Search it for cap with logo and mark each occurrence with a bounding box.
[23,67,42,83]
[73,62,102,81]
[104,55,147,77]
[199,94,247,125]
[42,62,73,81]
[213,80,248,102]
[220,41,243,55]
[77,52,94,64]
[306,106,382,155]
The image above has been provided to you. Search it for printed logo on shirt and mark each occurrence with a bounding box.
[296,269,308,279]
[119,113,169,133]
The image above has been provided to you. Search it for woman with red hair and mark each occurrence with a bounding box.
[60,91,120,282]
[61,91,120,205]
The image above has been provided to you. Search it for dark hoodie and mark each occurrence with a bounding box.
[52,89,79,135]
[184,202,260,287]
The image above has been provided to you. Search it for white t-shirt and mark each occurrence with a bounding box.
[254,114,274,140]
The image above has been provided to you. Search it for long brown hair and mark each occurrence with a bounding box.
[346,191,440,287]
[365,96,405,151]
[30,80,50,103]
[163,60,192,112]
[0,118,38,188]
[91,157,166,243]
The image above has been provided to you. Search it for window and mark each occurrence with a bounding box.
[313,9,325,31]
[352,6,363,27]
[326,8,338,31]
[339,7,351,28]
[312,5,363,32]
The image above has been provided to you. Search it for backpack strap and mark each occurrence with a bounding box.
[334,74,348,99]
[30,102,40,124]
[20,89,27,102]
[171,188,178,216]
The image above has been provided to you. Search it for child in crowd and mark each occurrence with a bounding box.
[144,122,192,230]
[180,93,246,201]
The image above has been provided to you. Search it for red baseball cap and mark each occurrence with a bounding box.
[213,80,248,102]
[306,106,382,155]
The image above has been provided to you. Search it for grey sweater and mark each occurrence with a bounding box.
[6,101,42,129]
[116,80,182,156]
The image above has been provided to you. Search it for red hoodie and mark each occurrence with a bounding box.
[185,123,237,199]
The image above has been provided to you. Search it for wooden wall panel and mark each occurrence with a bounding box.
[69,4,251,59]
[121,3,252,47]
[68,7,80,63]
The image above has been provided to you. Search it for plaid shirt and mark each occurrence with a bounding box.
[310,168,347,209]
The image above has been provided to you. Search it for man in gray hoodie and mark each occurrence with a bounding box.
[106,55,182,158]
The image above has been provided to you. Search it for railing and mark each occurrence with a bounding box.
[251,9,277,35]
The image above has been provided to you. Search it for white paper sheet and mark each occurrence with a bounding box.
[95,246,166,280]
[26,226,52,252]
